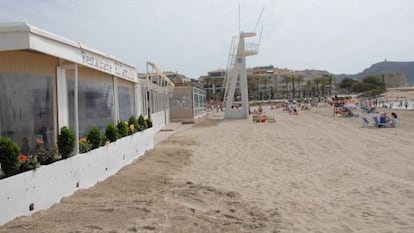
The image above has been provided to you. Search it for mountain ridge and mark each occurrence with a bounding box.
[334,61,414,85]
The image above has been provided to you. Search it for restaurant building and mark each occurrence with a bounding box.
[0,22,169,153]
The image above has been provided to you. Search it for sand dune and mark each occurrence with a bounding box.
[1,105,414,233]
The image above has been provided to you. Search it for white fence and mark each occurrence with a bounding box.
[0,128,154,225]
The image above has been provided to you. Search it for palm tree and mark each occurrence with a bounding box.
[259,76,271,99]
[247,75,256,100]
[295,75,304,98]
[247,75,261,100]
[281,75,292,99]
[204,77,213,100]
[313,77,322,97]
[290,75,297,99]
[324,74,335,97]
[211,77,223,100]
[303,80,313,98]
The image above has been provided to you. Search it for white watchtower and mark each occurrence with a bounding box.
[223,31,259,119]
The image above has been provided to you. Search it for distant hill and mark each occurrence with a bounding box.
[296,69,330,79]
[335,61,414,85]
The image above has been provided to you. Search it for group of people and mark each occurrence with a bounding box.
[378,112,398,128]
[208,100,224,112]
[335,107,356,117]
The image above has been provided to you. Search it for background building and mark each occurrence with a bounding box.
[198,69,226,100]
[382,72,407,88]
[199,65,337,101]
[164,71,191,86]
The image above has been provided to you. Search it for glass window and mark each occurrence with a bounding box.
[117,79,134,122]
[0,73,55,153]
[68,71,114,137]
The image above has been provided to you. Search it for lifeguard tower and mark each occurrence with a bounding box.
[223,12,262,119]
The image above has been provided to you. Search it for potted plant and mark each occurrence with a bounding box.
[35,146,58,165]
[79,137,93,154]
[116,121,129,138]
[0,138,20,177]
[87,127,102,149]
[57,126,75,159]
[18,154,39,172]
[105,124,119,143]
[128,116,138,134]
[137,114,147,131]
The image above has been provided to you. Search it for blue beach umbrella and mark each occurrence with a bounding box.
[344,103,355,108]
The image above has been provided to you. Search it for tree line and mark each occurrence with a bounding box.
[203,74,336,101]
[338,76,386,97]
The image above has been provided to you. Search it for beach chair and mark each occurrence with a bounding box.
[266,115,276,123]
[362,117,370,127]
[372,116,380,127]
[373,116,387,128]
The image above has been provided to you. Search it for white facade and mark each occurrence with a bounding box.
[0,22,172,225]
[0,22,136,82]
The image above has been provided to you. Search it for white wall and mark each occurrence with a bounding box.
[151,109,169,133]
[0,128,154,226]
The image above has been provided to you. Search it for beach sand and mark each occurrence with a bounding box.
[1,105,414,232]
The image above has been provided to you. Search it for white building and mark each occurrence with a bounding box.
[0,22,171,151]
[0,22,175,225]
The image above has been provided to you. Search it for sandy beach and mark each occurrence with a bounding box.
[1,104,414,232]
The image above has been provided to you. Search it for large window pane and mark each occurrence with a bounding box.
[0,73,55,153]
[68,76,114,137]
[118,85,134,121]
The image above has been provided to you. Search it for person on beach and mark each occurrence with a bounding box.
[258,105,263,114]
[405,99,408,109]
[390,112,398,127]
[378,113,388,128]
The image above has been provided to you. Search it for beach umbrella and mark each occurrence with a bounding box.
[344,103,355,108]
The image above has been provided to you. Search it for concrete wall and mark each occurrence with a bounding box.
[382,72,407,88]
[151,109,169,133]
[0,128,154,226]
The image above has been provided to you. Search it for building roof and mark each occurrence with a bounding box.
[0,22,136,82]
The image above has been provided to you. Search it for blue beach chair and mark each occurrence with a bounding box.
[373,116,387,128]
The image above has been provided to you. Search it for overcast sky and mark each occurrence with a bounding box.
[1,0,413,78]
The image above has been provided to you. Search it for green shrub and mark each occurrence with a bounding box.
[35,145,58,165]
[87,127,102,149]
[0,138,20,177]
[128,116,138,134]
[116,121,129,137]
[137,114,147,131]
[145,117,153,128]
[79,141,93,153]
[57,126,75,159]
[101,135,109,146]
[19,155,39,172]
[105,124,119,142]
